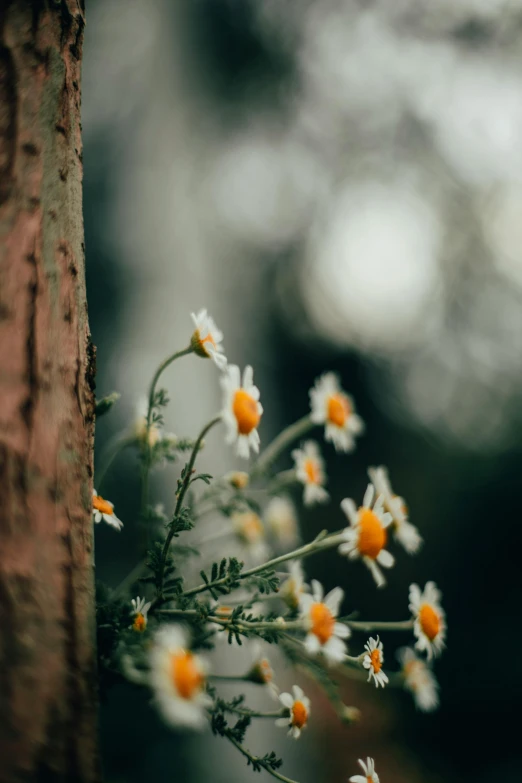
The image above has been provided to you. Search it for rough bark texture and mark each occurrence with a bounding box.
[0,2,99,781]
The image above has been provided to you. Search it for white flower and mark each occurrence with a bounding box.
[309,372,364,452]
[279,561,307,611]
[246,643,279,697]
[409,582,446,660]
[397,647,439,712]
[264,496,300,549]
[292,441,329,506]
[225,471,250,489]
[299,580,350,663]
[130,596,152,632]
[221,365,263,459]
[92,489,123,531]
[338,484,394,588]
[350,757,380,783]
[362,636,389,688]
[276,685,311,739]
[190,308,227,369]
[149,625,212,729]
[231,510,269,561]
[368,466,422,554]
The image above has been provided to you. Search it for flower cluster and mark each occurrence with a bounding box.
[94,308,447,783]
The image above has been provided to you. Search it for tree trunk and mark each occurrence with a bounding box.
[0,2,100,781]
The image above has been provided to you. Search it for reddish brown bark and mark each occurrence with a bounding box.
[0,2,100,781]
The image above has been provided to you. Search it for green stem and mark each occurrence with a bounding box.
[346,619,414,632]
[223,731,300,783]
[180,530,344,599]
[145,345,194,434]
[156,416,221,598]
[141,345,194,515]
[96,435,136,490]
[252,415,314,478]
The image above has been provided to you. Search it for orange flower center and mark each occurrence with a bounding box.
[132,613,146,632]
[215,605,233,617]
[93,494,113,515]
[310,602,335,644]
[327,394,351,427]
[236,512,264,543]
[233,389,260,435]
[291,700,308,729]
[357,508,387,559]
[419,604,441,641]
[197,329,216,352]
[170,651,204,700]
[370,648,382,673]
[304,458,321,485]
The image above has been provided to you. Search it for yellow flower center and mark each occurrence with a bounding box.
[357,508,387,559]
[310,602,335,644]
[291,700,308,729]
[232,389,260,435]
[304,458,321,485]
[370,648,382,673]
[235,512,264,543]
[93,494,113,515]
[132,613,146,632]
[419,604,441,641]
[327,393,351,427]
[170,651,204,700]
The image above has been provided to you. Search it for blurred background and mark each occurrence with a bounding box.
[83,1,522,781]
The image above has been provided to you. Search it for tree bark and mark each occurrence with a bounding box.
[0,2,100,781]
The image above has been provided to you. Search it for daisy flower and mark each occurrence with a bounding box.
[276,685,311,739]
[350,757,380,783]
[149,625,212,729]
[264,496,300,549]
[368,466,422,554]
[231,510,269,561]
[190,308,227,369]
[309,372,364,452]
[397,647,439,712]
[130,596,152,632]
[221,365,263,459]
[338,484,394,588]
[299,579,350,663]
[92,489,123,531]
[279,561,307,612]
[409,582,446,660]
[292,441,329,506]
[362,636,388,688]
[246,644,279,697]
[225,470,250,489]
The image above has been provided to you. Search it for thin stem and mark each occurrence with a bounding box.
[145,345,194,434]
[180,530,345,599]
[252,415,314,478]
[156,416,221,598]
[221,705,286,719]
[95,435,136,490]
[141,345,194,513]
[223,732,300,783]
[155,608,304,634]
[113,560,147,598]
[346,619,414,632]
